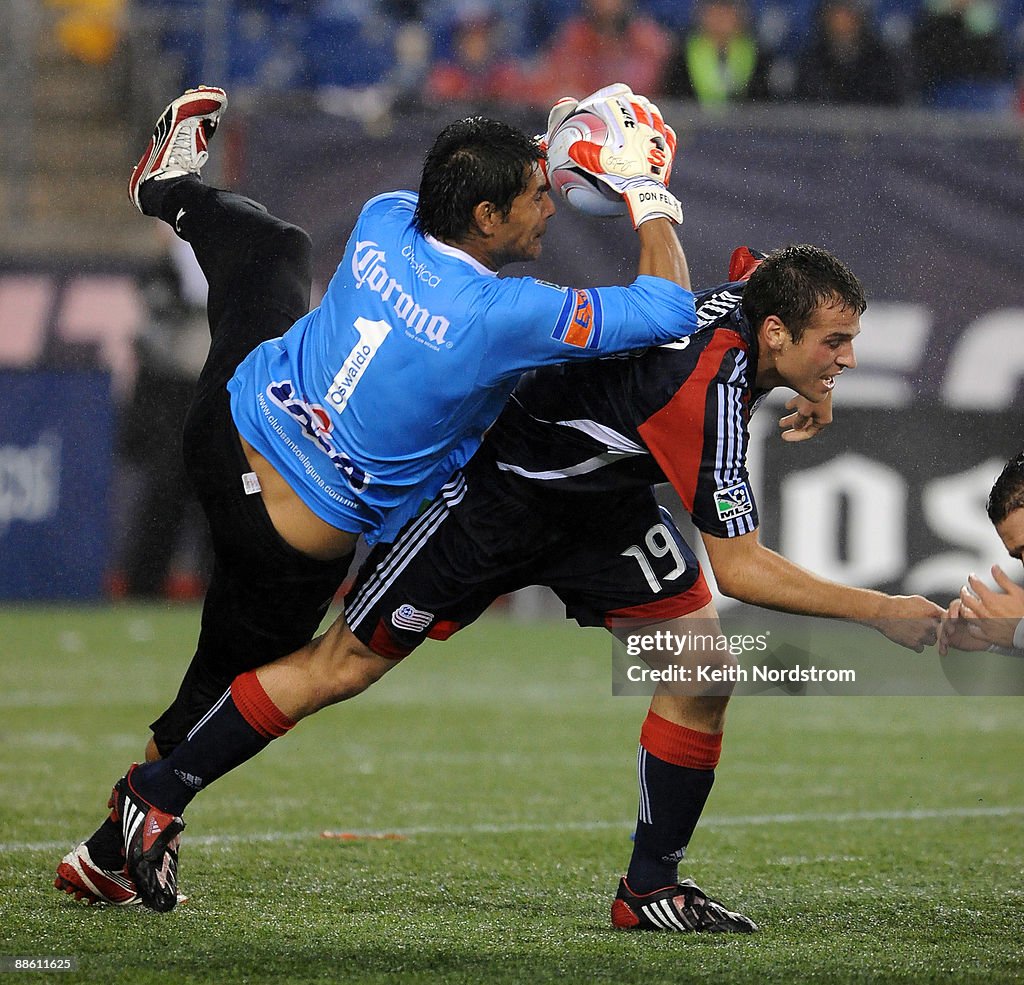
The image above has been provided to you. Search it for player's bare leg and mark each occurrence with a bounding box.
[254,613,400,720]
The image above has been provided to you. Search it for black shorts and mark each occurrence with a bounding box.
[148,185,352,754]
[345,451,711,659]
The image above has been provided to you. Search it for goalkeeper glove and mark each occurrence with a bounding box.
[547,84,682,228]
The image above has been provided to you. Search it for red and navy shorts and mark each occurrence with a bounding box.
[345,452,711,660]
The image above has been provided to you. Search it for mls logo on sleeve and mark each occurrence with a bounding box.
[714,481,753,521]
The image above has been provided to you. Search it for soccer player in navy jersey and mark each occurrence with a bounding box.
[55,84,700,910]
[328,245,944,932]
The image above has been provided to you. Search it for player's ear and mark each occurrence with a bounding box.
[762,315,791,352]
[472,200,499,235]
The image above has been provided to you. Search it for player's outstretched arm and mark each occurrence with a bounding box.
[701,528,943,652]
[637,218,690,290]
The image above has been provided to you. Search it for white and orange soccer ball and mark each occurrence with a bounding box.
[544,109,627,219]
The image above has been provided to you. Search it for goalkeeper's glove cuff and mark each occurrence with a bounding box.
[624,184,683,228]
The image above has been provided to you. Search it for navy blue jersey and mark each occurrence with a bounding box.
[228,191,696,542]
[483,279,770,539]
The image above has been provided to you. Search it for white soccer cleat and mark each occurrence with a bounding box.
[128,86,228,214]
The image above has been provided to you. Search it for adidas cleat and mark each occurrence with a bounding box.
[54,843,141,906]
[129,86,227,213]
[112,764,185,912]
[611,876,758,933]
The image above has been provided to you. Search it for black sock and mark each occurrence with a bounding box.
[140,175,268,243]
[138,173,202,225]
[626,746,716,893]
[129,671,293,816]
[84,817,124,869]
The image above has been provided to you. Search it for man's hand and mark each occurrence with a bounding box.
[955,566,1024,649]
[938,599,991,656]
[779,393,832,442]
[868,594,944,652]
[547,84,682,228]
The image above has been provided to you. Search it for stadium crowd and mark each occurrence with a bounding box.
[69,0,1022,113]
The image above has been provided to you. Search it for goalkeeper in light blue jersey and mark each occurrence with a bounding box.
[227,94,695,548]
[229,182,693,546]
[58,84,699,912]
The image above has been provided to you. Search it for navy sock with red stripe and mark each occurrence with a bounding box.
[626,710,722,894]
[128,671,294,816]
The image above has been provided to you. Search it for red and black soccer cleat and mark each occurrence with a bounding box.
[611,876,758,933]
[111,764,186,912]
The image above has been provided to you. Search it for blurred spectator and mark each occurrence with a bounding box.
[116,239,210,599]
[794,0,902,105]
[426,3,524,105]
[662,0,773,103]
[49,0,125,64]
[229,5,307,93]
[388,19,433,108]
[527,0,672,106]
[912,0,1013,108]
[381,0,422,20]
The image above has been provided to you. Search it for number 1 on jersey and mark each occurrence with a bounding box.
[325,317,392,412]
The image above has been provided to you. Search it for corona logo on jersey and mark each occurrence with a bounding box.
[551,288,604,349]
[351,240,450,345]
[266,381,371,493]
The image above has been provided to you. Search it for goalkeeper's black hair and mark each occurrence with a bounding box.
[415,117,545,242]
[742,244,866,342]
[987,452,1024,526]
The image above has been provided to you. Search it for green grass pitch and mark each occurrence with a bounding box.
[1,603,1022,984]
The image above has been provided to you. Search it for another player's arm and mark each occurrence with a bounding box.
[700,530,942,652]
[636,347,940,651]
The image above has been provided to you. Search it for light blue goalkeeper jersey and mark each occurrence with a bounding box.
[228,191,696,543]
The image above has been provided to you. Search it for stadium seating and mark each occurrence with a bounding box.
[125,0,1021,107]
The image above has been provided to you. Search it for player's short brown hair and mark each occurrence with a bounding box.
[742,244,866,342]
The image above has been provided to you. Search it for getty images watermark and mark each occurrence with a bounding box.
[622,629,855,689]
[613,623,857,697]
[610,614,1024,697]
